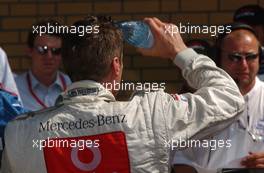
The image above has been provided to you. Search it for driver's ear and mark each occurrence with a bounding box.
[111,56,122,77]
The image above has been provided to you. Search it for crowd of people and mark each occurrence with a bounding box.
[0,4,263,173]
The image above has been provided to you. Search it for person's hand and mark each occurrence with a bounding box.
[241,151,264,168]
[137,17,187,60]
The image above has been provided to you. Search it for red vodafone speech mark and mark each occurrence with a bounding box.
[43,131,130,173]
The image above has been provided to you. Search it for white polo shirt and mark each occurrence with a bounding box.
[172,77,264,172]
[0,47,20,97]
[15,71,71,111]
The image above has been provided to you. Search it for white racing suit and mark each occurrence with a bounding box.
[1,48,244,173]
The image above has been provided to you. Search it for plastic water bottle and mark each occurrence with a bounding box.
[115,21,154,48]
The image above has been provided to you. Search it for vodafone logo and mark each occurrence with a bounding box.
[44,132,130,173]
[71,146,102,171]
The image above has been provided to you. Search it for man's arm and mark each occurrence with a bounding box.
[138,17,245,142]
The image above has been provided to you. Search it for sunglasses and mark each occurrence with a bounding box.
[34,46,62,56]
[227,52,259,62]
